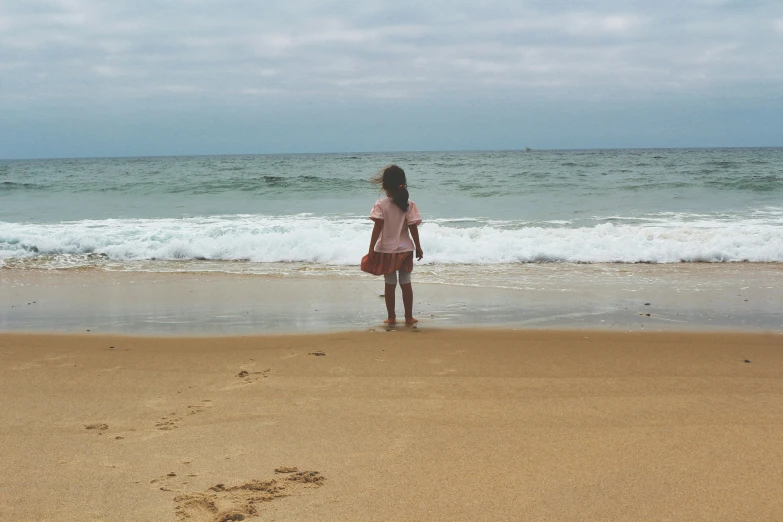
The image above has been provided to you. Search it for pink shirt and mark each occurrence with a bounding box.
[370,198,423,253]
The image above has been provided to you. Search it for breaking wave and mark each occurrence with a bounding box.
[2,211,783,267]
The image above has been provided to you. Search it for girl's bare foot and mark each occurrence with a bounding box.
[384,317,397,325]
[405,317,418,324]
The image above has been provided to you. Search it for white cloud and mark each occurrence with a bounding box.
[559,13,646,37]
[601,15,642,33]
[0,0,781,108]
[91,65,123,77]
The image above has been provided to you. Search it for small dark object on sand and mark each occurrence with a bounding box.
[744,360,751,363]
[109,346,114,349]
[237,370,249,378]
[379,294,385,298]
[309,351,326,356]
[168,472,176,477]
[275,466,298,473]
[646,313,651,316]
[85,423,108,430]
[644,303,651,306]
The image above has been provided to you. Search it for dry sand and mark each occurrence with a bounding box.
[1,329,783,521]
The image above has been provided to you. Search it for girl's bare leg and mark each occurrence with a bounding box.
[401,283,417,323]
[384,283,397,323]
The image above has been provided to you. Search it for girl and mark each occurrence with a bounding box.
[363,165,423,325]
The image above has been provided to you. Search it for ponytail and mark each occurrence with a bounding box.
[392,184,409,212]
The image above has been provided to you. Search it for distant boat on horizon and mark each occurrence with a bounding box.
[524,147,532,152]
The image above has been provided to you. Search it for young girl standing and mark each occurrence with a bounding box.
[363,165,423,325]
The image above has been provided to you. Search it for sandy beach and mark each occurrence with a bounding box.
[4,1,783,519]
[2,328,782,521]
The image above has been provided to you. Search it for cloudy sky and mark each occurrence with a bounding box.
[1,0,782,158]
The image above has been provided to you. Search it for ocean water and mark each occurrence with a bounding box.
[1,148,782,276]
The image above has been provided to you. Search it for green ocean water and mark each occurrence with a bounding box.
[1,148,782,268]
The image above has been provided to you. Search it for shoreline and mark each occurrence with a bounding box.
[3,329,782,520]
[2,264,782,335]
[2,323,783,339]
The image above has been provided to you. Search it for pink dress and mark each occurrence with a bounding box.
[361,198,422,276]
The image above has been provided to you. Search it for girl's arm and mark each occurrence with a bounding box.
[368,220,383,257]
[409,224,423,260]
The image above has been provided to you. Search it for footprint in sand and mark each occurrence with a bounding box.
[174,469,325,522]
[156,413,181,431]
[188,405,205,416]
[151,470,187,492]
[156,402,213,430]
[234,367,270,386]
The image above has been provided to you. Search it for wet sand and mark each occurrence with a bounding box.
[2,329,783,521]
[2,264,782,334]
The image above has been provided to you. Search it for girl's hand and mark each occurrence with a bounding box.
[416,247,424,260]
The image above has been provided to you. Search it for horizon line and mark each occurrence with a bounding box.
[2,145,781,162]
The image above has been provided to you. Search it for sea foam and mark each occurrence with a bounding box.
[1,213,782,266]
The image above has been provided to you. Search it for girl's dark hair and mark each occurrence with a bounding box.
[372,164,409,211]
